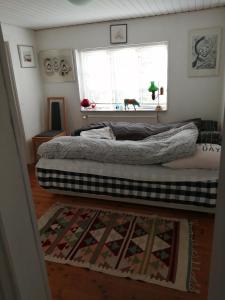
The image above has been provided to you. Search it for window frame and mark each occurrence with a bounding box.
[75,41,169,113]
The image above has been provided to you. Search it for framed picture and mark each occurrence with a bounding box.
[188,27,222,77]
[17,45,36,68]
[110,24,127,44]
[39,49,75,83]
[47,97,67,132]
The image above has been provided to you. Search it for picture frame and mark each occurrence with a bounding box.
[39,49,75,83]
[47,97,67,133]
[110,24,127,44]
[17,45,36,68]
[188,27,222,77]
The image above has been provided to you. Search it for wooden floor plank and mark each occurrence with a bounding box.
[29,165,214,300]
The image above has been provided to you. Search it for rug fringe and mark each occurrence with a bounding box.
[38,201,190,227]
[45,255,190,292]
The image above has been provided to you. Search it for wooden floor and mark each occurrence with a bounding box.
[29,165,214,300]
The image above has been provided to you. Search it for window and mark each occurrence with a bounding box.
[77,42,168,111]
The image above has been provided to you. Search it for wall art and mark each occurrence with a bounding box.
[39,49,75,82]
[188,27,222,77]
[18,45,36,68]
[110,24,127,44]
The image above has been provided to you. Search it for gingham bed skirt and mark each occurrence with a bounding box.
[37,168,217,208]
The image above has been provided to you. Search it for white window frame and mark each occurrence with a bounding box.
[75,42,169,112]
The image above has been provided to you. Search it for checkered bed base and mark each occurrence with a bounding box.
[37,168,217,208]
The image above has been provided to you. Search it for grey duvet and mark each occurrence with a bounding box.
[38,123,198,165]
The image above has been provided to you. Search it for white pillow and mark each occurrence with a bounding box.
[163,144,221,169]
[80,126,116,140]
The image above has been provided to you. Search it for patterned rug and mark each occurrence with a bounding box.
[39,203,196,292]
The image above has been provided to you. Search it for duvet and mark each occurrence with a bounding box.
[38,123,198,165]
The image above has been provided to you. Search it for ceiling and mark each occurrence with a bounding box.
[0,0,224,30]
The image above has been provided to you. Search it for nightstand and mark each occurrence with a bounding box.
[32,130,66,162]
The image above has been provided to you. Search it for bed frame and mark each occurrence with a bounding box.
[49,189,216,214]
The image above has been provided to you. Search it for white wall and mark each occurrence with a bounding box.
[2,24,44,163]
[36,7,225,132]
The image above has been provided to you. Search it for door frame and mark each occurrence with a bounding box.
[0,24,51,300]
[208,110,225,299]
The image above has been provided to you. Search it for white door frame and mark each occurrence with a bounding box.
[0,24,51,300]
[208,109,225,299]
[0,212,22,300]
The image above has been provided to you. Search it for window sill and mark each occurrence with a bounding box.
[80,108,167,113]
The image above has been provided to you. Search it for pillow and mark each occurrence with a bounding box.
[80,126,116,140]
[71,122,109,136]
[162,144,221,169]
[197,131,222,145]
[71,119,202,140]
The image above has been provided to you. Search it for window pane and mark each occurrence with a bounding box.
[138,45,168,107]
[81,50,113,107]
[111,48,139,102]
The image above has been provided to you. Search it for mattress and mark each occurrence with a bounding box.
[36,158,218,208]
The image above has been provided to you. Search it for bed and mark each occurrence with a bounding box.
[36,119,221,213]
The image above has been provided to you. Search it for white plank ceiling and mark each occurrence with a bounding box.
[0,0,224,30]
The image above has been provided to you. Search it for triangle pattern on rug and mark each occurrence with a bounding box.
[57,242,67,251]
[62,210,74,218]
[132,224,147,238]
[114,222,130,237]
[152,236,171,252]
[64,226,84,244]
[105,239,124,256]
[80,212,92,220]
[90,228,106,242]
[125,240,143,258]
[106,229,124,243]
[132,235,148,251]
[157,229,173,244]
[42,239,51,247]
[152,247,171,267]
[50,223,62,231]
[78,232,98,249]
[91,217,106,230]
